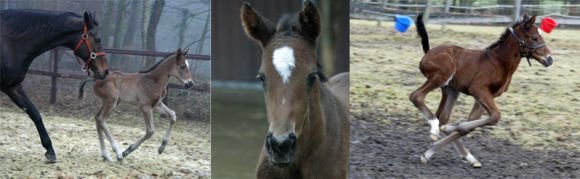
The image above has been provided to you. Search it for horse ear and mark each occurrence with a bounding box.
[83,12,95,29]
[241,2,275,47]
[525,15,537,29]
[522,13,530,22]
[177,48,183,56]
[299,1,321,43]
[183,48,189,55]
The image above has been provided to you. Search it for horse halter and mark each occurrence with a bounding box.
[508,27,545,66]
[73,22,106,71]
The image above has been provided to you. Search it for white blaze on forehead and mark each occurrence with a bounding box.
[272,46,295,84]
[185,60,190,68]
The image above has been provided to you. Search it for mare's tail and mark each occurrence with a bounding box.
[416,13,430,54]
[78,78,94,100]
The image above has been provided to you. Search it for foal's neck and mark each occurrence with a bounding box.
[299,83,329,157]
[143,59,173,85]
[489,35,522,73]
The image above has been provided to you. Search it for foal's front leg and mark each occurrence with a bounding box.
[422,91,500,166]
[122,106,155,157]
[154,102,176,154]
[97,100,124,161]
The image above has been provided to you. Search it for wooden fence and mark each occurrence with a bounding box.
[30,48,210,104]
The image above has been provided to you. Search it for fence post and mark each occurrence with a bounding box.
[442,0,451,30]
[50,50,59,104]
[513,0,522,23]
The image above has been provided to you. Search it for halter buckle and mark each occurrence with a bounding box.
[82,34,88,39]
[90,52,97,59]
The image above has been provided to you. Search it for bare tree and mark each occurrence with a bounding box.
[102,1,115,47]
[145,0,165,67]
[111,0,129,66]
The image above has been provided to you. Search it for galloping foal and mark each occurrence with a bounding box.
[410,14,553,167]
[241,1,350,178]
[79,48,194,161]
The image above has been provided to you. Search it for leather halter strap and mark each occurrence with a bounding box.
[508,27,546,66]
[73,22,106,71]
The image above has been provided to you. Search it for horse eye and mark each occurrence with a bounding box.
[532,37,538,41]
[307,73,317,87]
[180,65,186,69]
[256,74,265,82]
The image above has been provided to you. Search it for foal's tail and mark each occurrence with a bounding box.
[416,13,430,54]
[78,78,94,100]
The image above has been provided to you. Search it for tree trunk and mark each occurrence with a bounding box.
[121,0,141,68]
[195,11,210,55]
[102,0,115,47]
[145,0,165,67]
[111,0,129,66]
[178,8,189,48]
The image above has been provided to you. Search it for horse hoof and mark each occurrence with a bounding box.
[45,153,57,163]
[420,154,428,164]
[122,151,130,158]
[158,146,165,154]
[472,161,482,168]
[440,125,447,131]
[430,134,439,141]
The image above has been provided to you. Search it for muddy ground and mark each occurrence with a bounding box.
[349,20,579,178]
[0,75,210,178]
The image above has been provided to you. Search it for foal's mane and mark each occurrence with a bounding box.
[274,13,327,82]
[139,53,175,73]
[486,21,525,50]
[0,10,86,40]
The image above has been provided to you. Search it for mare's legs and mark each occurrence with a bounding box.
[154,102,176,154]
[2,85,57,163]
[422,89,500,166]
[410,76,448,141]
[122,105,155,157]
[97,97,124,161]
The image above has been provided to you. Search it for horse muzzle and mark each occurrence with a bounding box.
[543,56,554,67]
[265,132,296,166]
[93,69,109,80]
[184,81,194,89]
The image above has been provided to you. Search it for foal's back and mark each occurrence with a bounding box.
[93,71,164,106]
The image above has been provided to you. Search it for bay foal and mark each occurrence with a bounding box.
[79,49,193,161]
[410,14,553,167]
[241,1,350,178]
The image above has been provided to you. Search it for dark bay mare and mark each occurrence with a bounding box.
[410,13,553,167]
[241,1,350,178]
[0,10,109,163]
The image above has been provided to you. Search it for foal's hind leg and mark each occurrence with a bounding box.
[410,77,448,141]
[122,106,155,157]
[154,102,176,154]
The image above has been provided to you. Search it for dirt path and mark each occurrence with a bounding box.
[349,20,580,178]
[0,105,210,178]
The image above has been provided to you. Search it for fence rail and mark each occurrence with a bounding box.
[29,48,210,104]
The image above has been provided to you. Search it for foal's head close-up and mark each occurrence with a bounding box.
[241,1,324,166]
[74,12,109,79]
[511,14,554,67]
[170,48,194,89]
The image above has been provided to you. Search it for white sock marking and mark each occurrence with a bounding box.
[272,46,295,84]
[428,118,440,135]
[466,153,478,163]
[443,73,455,86]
